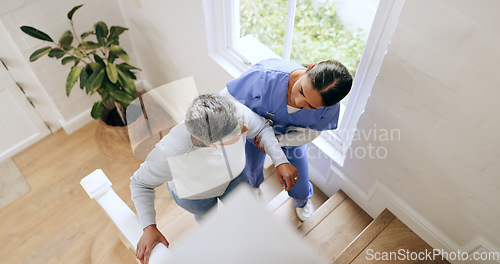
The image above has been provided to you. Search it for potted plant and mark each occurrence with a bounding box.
[20,4,140,126]
[21,4,141,162]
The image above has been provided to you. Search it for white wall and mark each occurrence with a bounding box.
[0,0,138,133]
[335,0,500,256]
[118,0,232,94]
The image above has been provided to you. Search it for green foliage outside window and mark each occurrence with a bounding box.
[240,0,366,76]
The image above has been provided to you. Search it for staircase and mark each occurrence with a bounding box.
[88,163,450,263]
[262,165,450,264]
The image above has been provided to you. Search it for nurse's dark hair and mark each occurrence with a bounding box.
[307,60,353,107]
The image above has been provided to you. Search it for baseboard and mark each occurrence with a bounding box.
[460,236,500,263]
[325,162,500,264]
[59,109,94,135]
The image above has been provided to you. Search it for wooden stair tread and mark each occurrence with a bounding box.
[304,197,373,262]
[260,171,284,204]
[333,208,396,263]
[299,190,348,235]
[266,189,290,212]
[349,217,450,264]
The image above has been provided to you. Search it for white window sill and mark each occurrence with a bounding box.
[209,35,281,79]
[312,132,346,167]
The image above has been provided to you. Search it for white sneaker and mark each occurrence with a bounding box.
[252,187,262,201]
[296,200,314,221]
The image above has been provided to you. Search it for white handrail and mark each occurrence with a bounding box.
[80,169,171,264]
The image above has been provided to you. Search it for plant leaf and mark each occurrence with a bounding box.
[116,67,136,94]
[94,21,108,46]
[48,48,66,59]
[66,65,83,96]
[107,26,127,46]
[86,67,105,94]
[67,4,84,20]
[79,67,88,90]
[29,46,52,62]
[110,89,135,105]
[93,54,106,67]
[80,31,94,40]
[117,67,137,80]
[58,30,73,49]
[109,45,129,63]
[73,48,85,58]
[21,26,53,42]
[78,41,100,50]
[61,56,80,65]
[108,51,117,64]
[108,26,128,40]
[106,63,118,83]
[88,62,101,72]
[105,37,119,47]
[117,62,141,71]
[90,100,103,119]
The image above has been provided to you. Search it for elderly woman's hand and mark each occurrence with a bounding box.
[136,225,169,264]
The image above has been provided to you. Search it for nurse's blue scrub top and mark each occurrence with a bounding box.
[226,58,340,136]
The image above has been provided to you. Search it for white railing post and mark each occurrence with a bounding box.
[80,169,171,264]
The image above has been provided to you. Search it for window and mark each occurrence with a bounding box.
[204,0,405,166]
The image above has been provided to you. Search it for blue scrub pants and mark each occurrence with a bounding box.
[245,139,313,208]
[167,170,249,222]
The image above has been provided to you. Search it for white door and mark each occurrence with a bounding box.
[0,60,51,161]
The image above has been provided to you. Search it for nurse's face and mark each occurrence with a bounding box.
[290,74,324,110]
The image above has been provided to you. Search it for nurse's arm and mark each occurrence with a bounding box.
[234,100,299,191]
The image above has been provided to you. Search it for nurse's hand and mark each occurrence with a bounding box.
[136,224,169,264]
[275,163,299,191]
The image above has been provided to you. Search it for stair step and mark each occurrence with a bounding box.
[299,190,348,235]
[334,209,450,264]
[266,189,290,212]
[303,196,373,262]
[333,208,395,264]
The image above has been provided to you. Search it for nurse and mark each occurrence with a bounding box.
[224,58,352,221]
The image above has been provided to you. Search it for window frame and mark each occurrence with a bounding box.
[204,0,406,166]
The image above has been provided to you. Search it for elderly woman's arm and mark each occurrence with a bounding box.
[220,88,299,190]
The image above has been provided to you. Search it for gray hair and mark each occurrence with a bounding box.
[185,94,241,144]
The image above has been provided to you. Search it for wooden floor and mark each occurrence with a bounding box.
[0,120,195,263]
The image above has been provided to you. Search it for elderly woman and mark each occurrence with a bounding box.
[130,94,297,264]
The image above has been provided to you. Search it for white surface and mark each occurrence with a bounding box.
[118,0,232,94]
[81,169,171,263]
[80,169,112,200]
[0,18,61,132]
[167,185,329,264]
[317,0,500,261]
[0,22,50,161]
[333,0,380,37]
